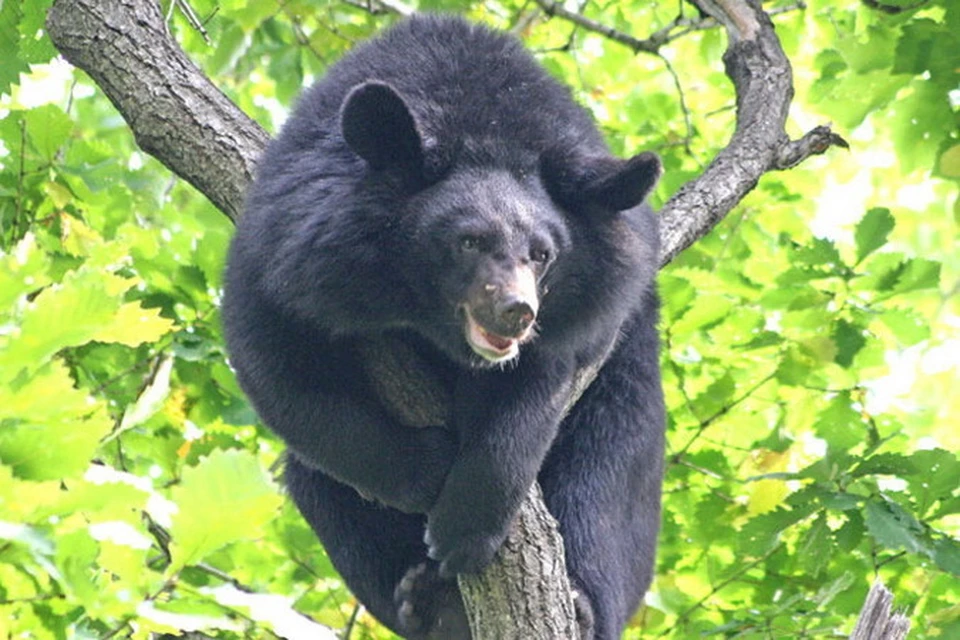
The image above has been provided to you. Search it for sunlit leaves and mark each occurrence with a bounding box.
[855,207,895,265]
[169,449,282,571]
[23,104,73,161]
[0,360,112,480]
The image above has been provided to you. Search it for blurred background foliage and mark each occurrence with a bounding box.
[0,0,957,638]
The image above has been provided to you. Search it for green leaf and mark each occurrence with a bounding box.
[671,293,734,336]
[853,453,918,477]
[169,449,282,571]
[934,538,960,576]
[0,233,53,311]
[0,361,113,480]
[833,319,866,368]
[892,258,941,294]
[0,0,28,95]
[939,143,960,178]
[863,498,926,554]
[55,529,100,606]
[24,104,74,161]
[907,449,960,515]
[835,511,865,552]
[90,302,176,347]
[855,208,895,265]
[17,0,56,63]
[878,309,930,346]
[690,373,736,418]
[0,268,125,384]
[814,393,865,451]
[115,355,174,435]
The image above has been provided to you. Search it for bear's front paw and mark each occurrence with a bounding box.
[424,523,506,578]
[394,562,470,640]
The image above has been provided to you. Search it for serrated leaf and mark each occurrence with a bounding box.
[790,237,843,270]
[55,529,100,606]
[746,478,789,516]
[60,214,105,257]
[17,0,56,63]
[812,572,855,608]
[853,453,918,477]
[0,361,112,480]
[91,302,176,347]
[0,268,123,383]
[169,449,282,571]
[671,293,734,336]
[690,373,736,418]
[893,258,941,294]
[863,498,926,554]
[855,208,895,264]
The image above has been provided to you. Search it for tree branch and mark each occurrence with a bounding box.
[534,0,808,57]
[657,0,847,265]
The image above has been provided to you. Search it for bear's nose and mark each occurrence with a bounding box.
[499,298,536,335]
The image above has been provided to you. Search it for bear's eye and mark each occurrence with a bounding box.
[531,248,551,264]
[460,236,481,252]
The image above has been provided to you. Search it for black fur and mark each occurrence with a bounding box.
[222,14,665,640]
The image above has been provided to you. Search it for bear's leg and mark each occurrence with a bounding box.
[539,299,665,640]
[284,454,467,640]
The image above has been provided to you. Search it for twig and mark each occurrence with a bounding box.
[657,52,696,157]
[658,542,785,635]
[173,0,210,44]
[535,0,661,53]
[343,603,362,640]
[535,0,807,57]
[674,368,778,458]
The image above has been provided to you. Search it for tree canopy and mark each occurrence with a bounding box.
[0,0,957,638]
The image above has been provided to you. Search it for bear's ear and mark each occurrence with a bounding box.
[340,81,424,173]
[541,150,661,213]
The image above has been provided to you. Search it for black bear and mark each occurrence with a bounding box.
[222,14,665,640]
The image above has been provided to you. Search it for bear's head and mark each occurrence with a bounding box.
[340,81,661,367]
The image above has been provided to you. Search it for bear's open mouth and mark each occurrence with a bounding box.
[463,309,521,362]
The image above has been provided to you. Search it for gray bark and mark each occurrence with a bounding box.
[458,484,580,639]
[657,0,848,265]
[46,0,847,638]
[850,582,911,640]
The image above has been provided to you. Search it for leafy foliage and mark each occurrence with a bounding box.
[0,0,957,638]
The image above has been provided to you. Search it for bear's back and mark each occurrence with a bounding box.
[274,14,607,170]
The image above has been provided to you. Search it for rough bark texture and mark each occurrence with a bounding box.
[46,0,847,638]
[850,582,911,640]
[657,0,847,266]
[458,484,580,639]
